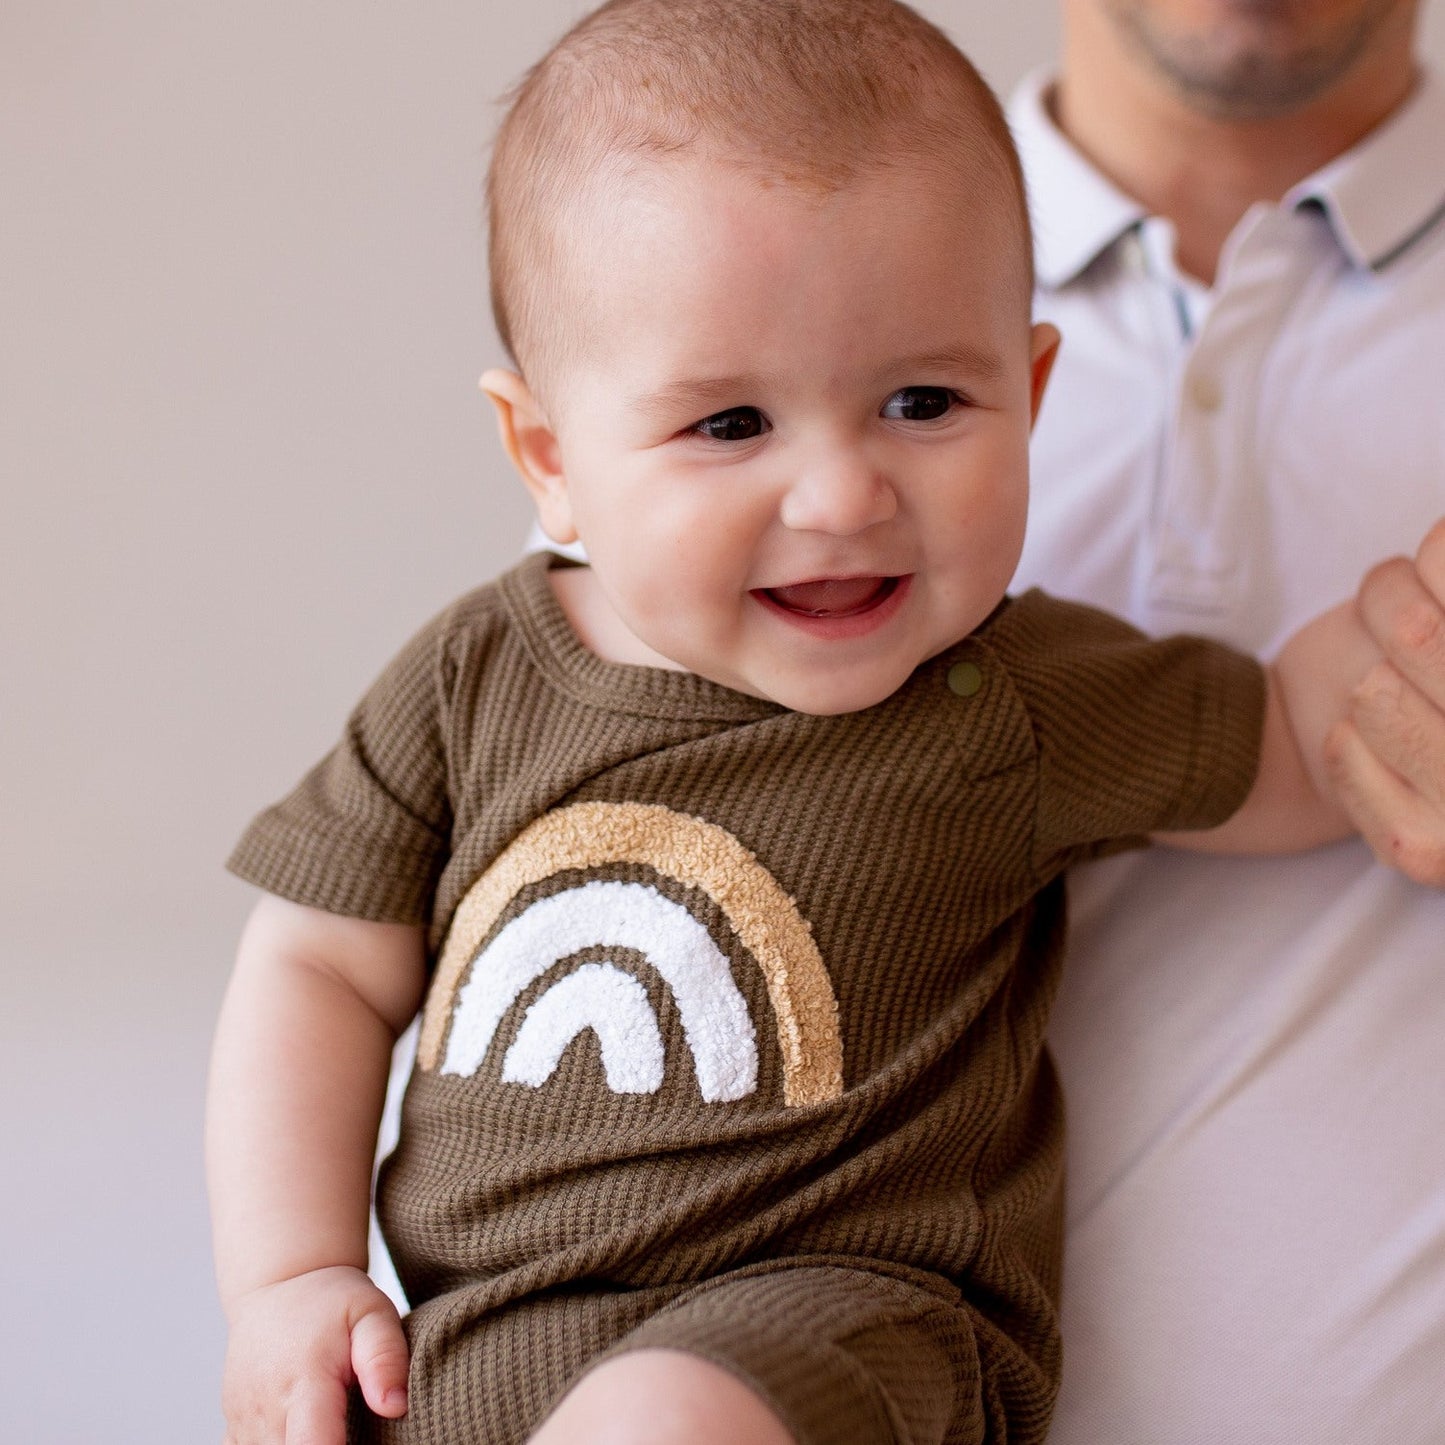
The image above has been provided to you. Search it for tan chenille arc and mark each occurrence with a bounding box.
[417,801,843,1106]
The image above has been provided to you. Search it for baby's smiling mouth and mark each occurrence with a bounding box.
[758,576,902,618]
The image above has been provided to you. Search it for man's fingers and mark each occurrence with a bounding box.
[1345,524,1445,888]
[1325,718,1445,886]
[1357,543,1445,714]
[1417,515,1445,595]
[1348,661,1445,808]
[351,1301,410,1418]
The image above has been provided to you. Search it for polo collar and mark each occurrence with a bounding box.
[1289,69,1445,272]
[1009,69,1145,290]
[1009,66,1445,287]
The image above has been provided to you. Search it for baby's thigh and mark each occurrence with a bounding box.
[350,1264,982,1445]
[528,1348,794,1445]
[553,1263,984,1445]
[349,1282,665,1445]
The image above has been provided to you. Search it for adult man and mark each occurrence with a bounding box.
[1008,0,1445,1437]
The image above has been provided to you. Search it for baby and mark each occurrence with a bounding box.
[207,2,1387,1443]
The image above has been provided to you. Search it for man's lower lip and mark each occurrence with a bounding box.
[751,575,912,636]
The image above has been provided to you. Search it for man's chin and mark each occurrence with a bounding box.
[1114,3,1396,120]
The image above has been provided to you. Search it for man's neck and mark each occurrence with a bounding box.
[1054,7,1418,283]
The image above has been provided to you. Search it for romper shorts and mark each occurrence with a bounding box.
[349,1260,1002,1445]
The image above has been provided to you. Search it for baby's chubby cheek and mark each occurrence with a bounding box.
[602,568,735,675]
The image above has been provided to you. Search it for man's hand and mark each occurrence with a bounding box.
[1326,519,1445,886]
[221,1265,409,1445]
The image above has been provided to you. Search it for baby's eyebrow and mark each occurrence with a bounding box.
[890,344,1006,384]
[629,343,1006,420]
[630,374,766,420]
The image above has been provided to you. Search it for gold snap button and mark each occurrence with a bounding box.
[947,661,983,697]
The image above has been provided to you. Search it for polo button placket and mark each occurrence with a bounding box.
[1147,205,1320,629]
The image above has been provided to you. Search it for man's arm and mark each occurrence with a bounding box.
[206,895,427,1444]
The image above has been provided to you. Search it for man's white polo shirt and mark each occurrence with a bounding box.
[1010,70,1445,1442]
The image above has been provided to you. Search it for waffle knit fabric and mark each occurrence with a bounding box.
[230,552,1265,1445]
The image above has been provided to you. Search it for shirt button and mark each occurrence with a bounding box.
[1188,373,1222,412]
[947,661,983,697]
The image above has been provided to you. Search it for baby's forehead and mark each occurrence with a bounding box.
[567,141,1029,281]
[529,146,1031,411]
[488,0,1033,398]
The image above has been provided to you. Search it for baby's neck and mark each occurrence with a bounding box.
[548,563,688,672]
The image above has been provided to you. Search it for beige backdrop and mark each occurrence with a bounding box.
[4,3,1443,1440]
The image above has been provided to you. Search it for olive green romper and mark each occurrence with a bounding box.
[229,553,1264,1445]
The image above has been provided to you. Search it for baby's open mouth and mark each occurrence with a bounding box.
[759,576,901,618]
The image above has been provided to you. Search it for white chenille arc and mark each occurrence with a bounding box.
[441,879,759,1101]
[500,961,666,1094]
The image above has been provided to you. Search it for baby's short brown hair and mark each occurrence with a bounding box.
[488,0,1032,402]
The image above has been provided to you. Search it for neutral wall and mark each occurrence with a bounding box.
[3,4,1441,1440]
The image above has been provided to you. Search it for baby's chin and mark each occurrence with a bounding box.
[769,677,916,716]
[681,652,922,716]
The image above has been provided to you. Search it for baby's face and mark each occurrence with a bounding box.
[514,153,1056,715]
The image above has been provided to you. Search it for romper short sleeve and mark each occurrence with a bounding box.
[977,590,1267,876]
[226,608,455,924]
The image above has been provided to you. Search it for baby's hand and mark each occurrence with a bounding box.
[221,1265,409,1445]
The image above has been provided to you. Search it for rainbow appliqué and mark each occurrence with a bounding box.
[417,802,844,1107]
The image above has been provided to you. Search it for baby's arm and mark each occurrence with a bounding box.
[206,894,427,1445]
[1163,600,1383,855]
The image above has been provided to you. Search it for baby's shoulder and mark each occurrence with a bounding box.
[403,558,542,676]
[431,573,512,647]
[974,589,1154,666]
[969,588,1255,731]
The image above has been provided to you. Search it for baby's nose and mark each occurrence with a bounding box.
[778,455,897,535]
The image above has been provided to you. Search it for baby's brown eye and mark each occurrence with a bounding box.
[694,407,768,441]
[882,387,957,421]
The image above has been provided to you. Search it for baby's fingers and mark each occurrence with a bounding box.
[351,1300,410,1419]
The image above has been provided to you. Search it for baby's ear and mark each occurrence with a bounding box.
[480,369,577,544]
[1027,323,1061,429]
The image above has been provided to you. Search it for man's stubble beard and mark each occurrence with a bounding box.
[1104,0,1410,119]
